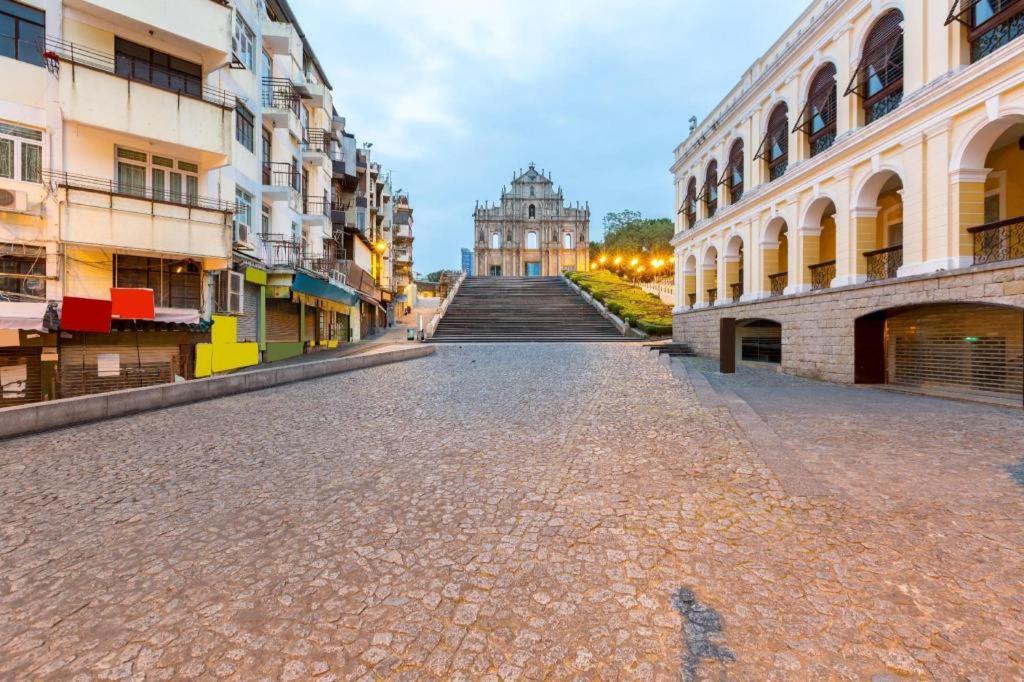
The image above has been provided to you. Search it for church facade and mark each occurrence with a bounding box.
[473,165,590,277]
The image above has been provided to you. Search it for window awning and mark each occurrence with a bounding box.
[0,302,52,331]
[291,272,359,307]
[793,84,837,135]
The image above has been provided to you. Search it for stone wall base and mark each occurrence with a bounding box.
[672,261,1024,384]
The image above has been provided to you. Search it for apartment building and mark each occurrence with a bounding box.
[670,0,1024,406]
[392,192,415,309]
[0,0,412,404]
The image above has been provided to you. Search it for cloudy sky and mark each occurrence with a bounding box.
[295,0,809,273]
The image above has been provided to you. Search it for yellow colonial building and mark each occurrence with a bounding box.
[671,0,1024,406]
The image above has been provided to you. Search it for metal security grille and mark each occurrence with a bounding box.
[58,345,178,398]
[237,281,260,342]
[0,347,42,406]
[886,305,1023,405]
[266,299,300,342]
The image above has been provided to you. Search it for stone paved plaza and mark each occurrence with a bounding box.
[1,344,1022,679]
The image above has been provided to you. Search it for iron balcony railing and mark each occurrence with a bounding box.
[262,234,301,268]
[730,282,743,301]
[687,292,697,307]
[864,244,903,281]
[968,215,1024,265]
[808,260,836,290]
[262,162,300,191]
[303,196,330,217]
[768,272,788,297]
[41,37,237,109]
[261,77,301,116]
[303,128,331,154]
[336,259,381,299]
[41,169,236,212]
[706,287,718,305]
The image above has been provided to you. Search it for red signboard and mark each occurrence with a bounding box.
[61,297,112,333]
[110,288,155,320]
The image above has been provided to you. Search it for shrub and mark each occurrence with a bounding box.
[571,270,674,336]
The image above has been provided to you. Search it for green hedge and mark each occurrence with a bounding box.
[566,270,673,337]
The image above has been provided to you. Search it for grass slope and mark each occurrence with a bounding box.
[567,270,672,337]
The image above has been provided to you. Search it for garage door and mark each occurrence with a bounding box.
[236,281,260,343]
[886,304,1023,405]
[266,299,300,342]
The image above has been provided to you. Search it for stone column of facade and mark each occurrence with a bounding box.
[830,171,858,287]
[850,209,879,281]
[950,168,989,269]
[694,249,707,308]
[795,224,820,293]
[897,133,928,275]
[703,257,718,306]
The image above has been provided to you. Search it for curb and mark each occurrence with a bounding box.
[0,345,435,440]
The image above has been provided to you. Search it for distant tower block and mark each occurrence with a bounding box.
[471,163,590,277]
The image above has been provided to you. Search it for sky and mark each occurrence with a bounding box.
[295,0,810,274]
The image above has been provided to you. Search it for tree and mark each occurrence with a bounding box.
[592,210,674,257]
[424,270,446,282]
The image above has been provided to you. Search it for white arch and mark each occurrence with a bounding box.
[854,166,904,211]
[759,99,792,138]
[800,194,839,234]
[761,215,789,246]
[701,244,719,269]
[725,233,744,260]
[563,232,573,249]
[490,232,501,249]
[850,3,906,60]
[951,110,1024,172]
[803,59,840,101]
[682,253,697,275]
[526,231,539,249]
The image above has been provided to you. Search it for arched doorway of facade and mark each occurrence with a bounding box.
[854,169,904,282]
[954,115,1024,266]
[761,218,788,297]
[735,318,782,364]
[800,196,838,291]
[702,246,719,306]
[725,234,744,302]
[855,302,1023,406]
[682,254,697,308]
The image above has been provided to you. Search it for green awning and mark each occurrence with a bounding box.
[291,272,360,307]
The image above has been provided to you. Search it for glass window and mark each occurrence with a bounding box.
[235,187,253,232]
[114,255,201,309]
[236,104,254,152]
[114,37,203,99]
[115,147,199,204]
[0,0,44,67]
[0,246,45,298]
[262,50,272,77]
[0,138,12,179]
[0,121,42,182]
[233,13,254,69]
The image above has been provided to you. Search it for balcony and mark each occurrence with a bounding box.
[969,216,1024,266]
[809,260,836,291]
[262,162,300,201]
[48,38,234,157]
[65,0,231,57]
[261,18,302,59]
[730,282,743,302]
[43,170,234,260]
[335,259,381,300]
[302,196,330,229]
[687,292,697,307]
[302,129,332,174]
[263,234,301,269]
[261,78,301,136]
[330,200,350,224]
[706,288,718,306]
[864,245,902,282]
[768,272,788,297]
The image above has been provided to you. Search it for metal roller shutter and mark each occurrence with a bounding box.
[237,281,260,342]
[0,347,43,406]
[58,345,178,398]
[885,304,1023,405]
[266,299,300,342]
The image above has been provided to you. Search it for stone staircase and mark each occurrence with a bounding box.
[430,276,626,342]
[644,342,696,358]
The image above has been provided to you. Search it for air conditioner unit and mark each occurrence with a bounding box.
[233,220,251,248]
[215,270,245,315]
[0,189,29,213]
[330,270,347,285]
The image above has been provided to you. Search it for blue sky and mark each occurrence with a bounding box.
[296,0,809,274]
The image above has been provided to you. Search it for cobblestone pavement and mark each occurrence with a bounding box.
[1,344,1022,680]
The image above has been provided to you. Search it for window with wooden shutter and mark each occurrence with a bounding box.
[946,0,1024,62]
[680,177,697,228]
[754,103,789,181]
[719,139,744,203]
[698,160,718,218]
[794,63,837,157]
[845,10,904,124]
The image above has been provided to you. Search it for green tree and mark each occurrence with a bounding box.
[592,211,674,257]
[424,270,445,282]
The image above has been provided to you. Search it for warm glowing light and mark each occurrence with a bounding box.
[651,259,664,269]
[637,265,645,273]
[613,256,623,265]
[669,255,676,264]
[374,241,387,253]
[590,261,597,269]
[629,258,639,267]
[598,255,608,264]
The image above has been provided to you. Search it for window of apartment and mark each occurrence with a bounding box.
[683,177,697,228]
[262,49,272,78]
[114,37,202,99]
[703,160,718,218]
[232,12,254,70]
[725,139,744,203]
[116,147,198,205]
[0,121,42,182]
[235,187,253,237]
[113,255,201,309]
[236,103,254,152]
[0,245,45,298]
[755,103,789,181]
[847,10,904,125]
[796,63,838,157]
[261,204,270,235]
[0,0,44,67]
